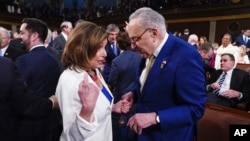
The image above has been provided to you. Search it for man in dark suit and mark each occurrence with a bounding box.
[122,7,206,141]
[103,23,120,83]
[0,27,25,61]
[52,21,73,58]
[198,42,216,84]
[15,18,62,141]
[0,57,57,141]
[179,28,189,41]
[234,28,250,58]
[109,32,141,141]
[45,28,62,70]
[235,28,250,48]
[207,53,250,108]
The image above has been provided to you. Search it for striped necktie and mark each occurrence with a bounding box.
[214,72,227,96]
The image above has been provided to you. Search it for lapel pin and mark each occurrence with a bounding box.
[160,60,167,69]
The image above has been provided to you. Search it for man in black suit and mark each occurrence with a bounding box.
[0,27,25,61]
[207,53,250,108]
[52,21,73,58]
[45,28,62,69]
[15,18,62,141]
[198,42,216,84]
[180,28,189,41]
[0,57,57,141]
[103,23,120,83]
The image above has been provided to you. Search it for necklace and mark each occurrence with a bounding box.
[87,69,98,81]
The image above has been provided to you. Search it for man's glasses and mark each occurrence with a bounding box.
[130,28,151,44]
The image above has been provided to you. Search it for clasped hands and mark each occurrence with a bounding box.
[210,82,240,98]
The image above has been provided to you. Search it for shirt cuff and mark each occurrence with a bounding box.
[49,97,54,109]
[238,92,243,100]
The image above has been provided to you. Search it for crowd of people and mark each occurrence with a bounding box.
[0,4,250,141]
[2,0,232,24]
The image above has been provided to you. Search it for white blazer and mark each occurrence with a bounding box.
[56,68,113,141]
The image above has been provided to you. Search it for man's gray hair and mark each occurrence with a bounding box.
[129,7,166,35]
[106,23,120,33]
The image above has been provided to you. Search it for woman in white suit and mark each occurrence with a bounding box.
[56,21,130,141]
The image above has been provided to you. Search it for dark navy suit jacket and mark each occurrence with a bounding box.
[103,41,120,83]
[15,47,62,140]
[52,33,66,58]
[0,57,53,141]
[3,45,26,62]
[135,34,206,141]
[235,34,250,48]
[109,49,142,103]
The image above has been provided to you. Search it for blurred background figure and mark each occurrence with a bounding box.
[103,23,120,83]
[214,33,239,70]
[188,34,199,49]
[109,32,141,141]
[52,21,73,59]
[0,27,25,61]
[180,28,189,41]
[199,36,208,46]
[237,45,250,64]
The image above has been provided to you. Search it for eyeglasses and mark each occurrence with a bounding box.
[130,28,151,44]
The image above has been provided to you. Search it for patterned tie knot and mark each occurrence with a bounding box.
[214,72,227,96]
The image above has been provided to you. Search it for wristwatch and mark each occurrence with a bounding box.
[156,115,160,123]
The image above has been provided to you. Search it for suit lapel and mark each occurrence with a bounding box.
[141,34,174,96]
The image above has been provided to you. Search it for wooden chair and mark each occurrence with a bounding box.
[236,63,250,75]
[197,103,250,141]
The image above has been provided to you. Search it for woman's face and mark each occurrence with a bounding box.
[200,38,204,44]
[89,39,107,69]
[239,47,244,54]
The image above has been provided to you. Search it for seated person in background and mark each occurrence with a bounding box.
[237,45,250,64]
[206,53,250,108]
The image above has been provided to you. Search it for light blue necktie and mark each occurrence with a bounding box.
[214,72,227,96]
[0,49,2,56]
[244,37,248,44]
[112,43,117,56]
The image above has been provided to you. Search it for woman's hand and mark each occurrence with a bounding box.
[78,73,99,122]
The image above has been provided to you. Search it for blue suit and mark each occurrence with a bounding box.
[109,49,141,141]
[135,34,207,141]
[15,46,62,141]
[103,42,120,83]
[235,34,250,48]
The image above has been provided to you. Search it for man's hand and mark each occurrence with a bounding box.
[127,112,157,135]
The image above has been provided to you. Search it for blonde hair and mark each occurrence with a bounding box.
[238,45,247,57]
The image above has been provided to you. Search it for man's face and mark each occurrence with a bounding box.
[220,55,235,71]
[64,23,73,35]
[0,31,10,47]
[126,20,155,58]
[199,48,213,60]
[20,23,32,49]
[107,31,118,43]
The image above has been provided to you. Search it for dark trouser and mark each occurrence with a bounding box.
[207,92,236,108]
